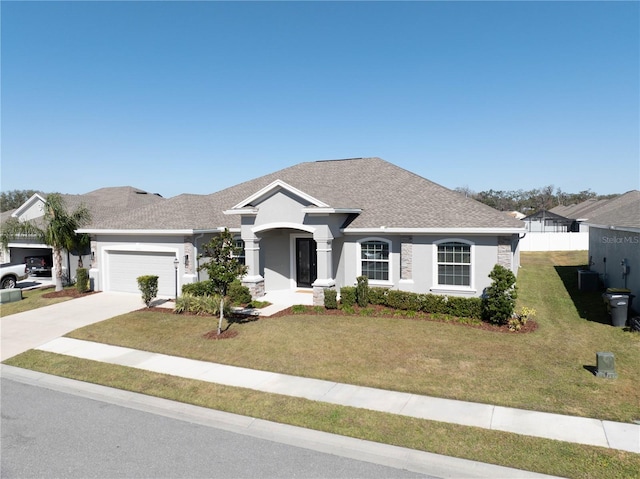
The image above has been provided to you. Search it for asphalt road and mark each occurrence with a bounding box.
[1,378,432,479]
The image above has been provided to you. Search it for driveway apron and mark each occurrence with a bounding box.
[1,292,143,361]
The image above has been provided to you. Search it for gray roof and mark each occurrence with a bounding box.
[1,187,165,230]
[87,158,523,231]
[584,190,640,230]
[551,198,614,220]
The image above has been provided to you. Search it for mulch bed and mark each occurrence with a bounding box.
[110,300,537,335]
[202,329,239,340]
[268,304,538,333]
[42,289,99,299]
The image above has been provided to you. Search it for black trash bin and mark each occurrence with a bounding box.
[602,288,631,327]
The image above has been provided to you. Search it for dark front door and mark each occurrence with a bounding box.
[296,238,317,288]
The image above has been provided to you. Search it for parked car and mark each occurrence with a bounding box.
[25,255,53,277]
[0,263,28,289]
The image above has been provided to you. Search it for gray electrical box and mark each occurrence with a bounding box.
[595,352,617,379]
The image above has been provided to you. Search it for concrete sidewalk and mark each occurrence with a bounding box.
[35,336,640,454]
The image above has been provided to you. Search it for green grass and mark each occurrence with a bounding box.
[4,251,640,478]
[58,251,640,423]
[0,286,72,316]
[6,349,640,479]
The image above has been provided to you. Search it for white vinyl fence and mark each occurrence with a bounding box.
[519,232,588,252]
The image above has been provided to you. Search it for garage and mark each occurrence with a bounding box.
[106,251,177,297]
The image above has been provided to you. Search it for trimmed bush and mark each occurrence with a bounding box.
[76,268,89,293]
[137,275,159,307]
[340,286,356,307]
[446,296,483,319]
[324,288,338,309]
[182,281,215,297]
[356,275,369,307]
[482,264,518,325]
[368,287,389,305]
[386,290,422,311]
[418,294,447,314]
[228,279,252,305]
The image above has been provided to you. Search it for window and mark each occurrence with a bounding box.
[437,241,470,286]
[233,239,245,265]
[360,240,389,281]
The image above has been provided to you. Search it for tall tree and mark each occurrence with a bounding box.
[1,194,91,291]
[198,229,248,335]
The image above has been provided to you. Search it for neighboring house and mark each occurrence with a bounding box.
[70,157,524,304]
[585,190,640,309]
[550,198,618,233]
[0,187,165,279]
[521,210,577,233]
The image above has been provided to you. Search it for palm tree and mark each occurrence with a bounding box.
[1,194,91,291]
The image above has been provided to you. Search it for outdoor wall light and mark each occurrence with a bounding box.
[184,254,189,267]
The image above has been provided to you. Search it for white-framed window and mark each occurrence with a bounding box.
[359,239,391,282]
[233,239,245,265]
[436,240,472,287]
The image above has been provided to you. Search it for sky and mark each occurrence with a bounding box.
[1,1,638,199]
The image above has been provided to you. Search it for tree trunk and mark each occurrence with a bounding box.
[53,247,64,292]
[218,297,224,335]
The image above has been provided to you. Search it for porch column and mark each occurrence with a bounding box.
[312,238,335,306]
[241,236,265,298]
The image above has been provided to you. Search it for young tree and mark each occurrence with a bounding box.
[198,229,248,335]
[0,194,91,291]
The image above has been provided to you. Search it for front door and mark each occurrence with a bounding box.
[296,238,317,288]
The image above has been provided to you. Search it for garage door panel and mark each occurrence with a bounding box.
[107,251,176,296]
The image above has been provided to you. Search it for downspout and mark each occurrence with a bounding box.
[194,232,206,282]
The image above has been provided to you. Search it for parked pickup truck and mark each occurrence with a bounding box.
[0,263,28,289]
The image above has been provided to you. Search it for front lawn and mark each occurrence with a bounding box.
[5,251,640,478]
[56,251,640,422]
[0,286,77,316]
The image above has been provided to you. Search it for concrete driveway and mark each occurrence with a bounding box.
[1,292,144,361]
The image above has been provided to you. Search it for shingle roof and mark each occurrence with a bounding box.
[87,158,523,231]
[584,190,640,230]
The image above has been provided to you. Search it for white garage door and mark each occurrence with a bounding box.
[107,251,177,296]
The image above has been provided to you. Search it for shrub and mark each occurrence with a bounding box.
[509,306,536,331]
[386,290,421,311]
[482,264,518,325]
[182,281,215,297]
[355,275,369,307]
[368,287,388,305]
[446,296,483,319]
[324,288,338,309]
[174,293,229,316]
[137,275,159,307]
[228,279,252,305]
[340,286,356,307]
[291,304,307,314]
[76,268,89,293]
[418,294,447,314]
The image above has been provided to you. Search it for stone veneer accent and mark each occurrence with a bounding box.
[313,285,334,306]
[183,237,194,274]
[497,236,512,269]
[401,237,413,280]
[243,278,265,299]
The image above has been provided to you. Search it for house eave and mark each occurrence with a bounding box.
[224,208,259,216]
[302,207,362,215]
[342,227,526,235]
[76,228,221,236]
[583,223,640,234]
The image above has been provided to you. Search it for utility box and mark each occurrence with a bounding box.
[577,270,599,292]
[602,288,631,327]
[595,352,617,379]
